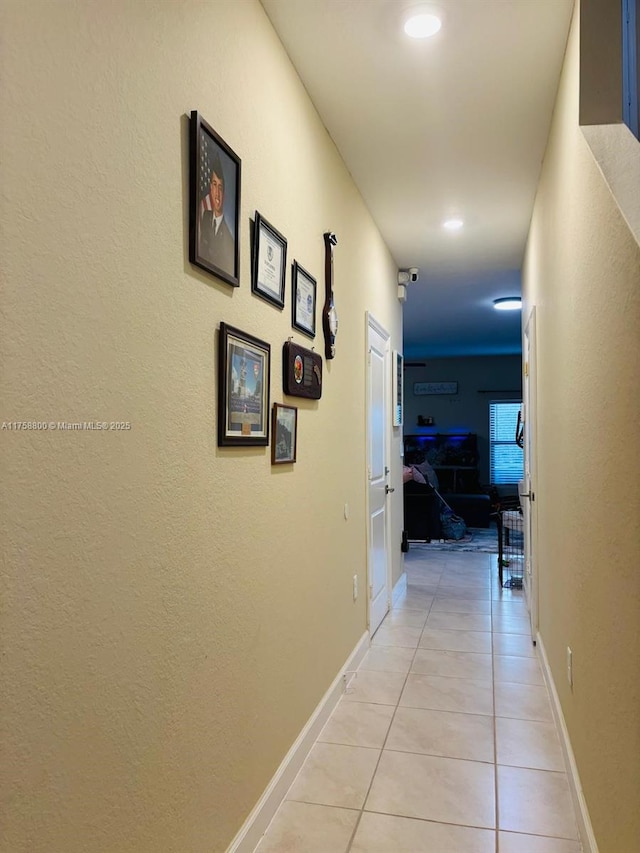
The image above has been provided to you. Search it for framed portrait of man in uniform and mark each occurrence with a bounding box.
[189,111,241,287]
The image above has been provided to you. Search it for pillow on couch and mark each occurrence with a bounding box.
[414,460,439,490]
[403,465,427,484]
[411,466,427,484]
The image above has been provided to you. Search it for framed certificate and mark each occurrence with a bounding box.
[292,261,317,339]
[251,212,287,309]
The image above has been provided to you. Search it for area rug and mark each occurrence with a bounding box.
[408,526,502,553]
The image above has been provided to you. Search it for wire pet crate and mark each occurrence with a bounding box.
[498,509,524,588]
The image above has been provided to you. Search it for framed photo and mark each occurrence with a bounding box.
[271,403,298,464]
[414,381,458,396]
[392,351,403,426]
[189,111,241,287]
[252,212,287,308]
[218,323,270,446]
[292,261,317,338]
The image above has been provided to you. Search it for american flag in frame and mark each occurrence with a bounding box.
[189,111,241,287]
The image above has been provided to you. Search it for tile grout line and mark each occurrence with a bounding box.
[265,551,504,851]
[258,550,572,851]
[492,552,501,853]
[344,553,443,852]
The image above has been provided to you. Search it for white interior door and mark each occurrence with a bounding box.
[522,307,538,639]
[367,314,391,635]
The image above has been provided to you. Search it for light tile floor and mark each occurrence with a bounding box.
[255,549,582,853]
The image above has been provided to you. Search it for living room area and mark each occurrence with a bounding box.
[402,354,523,554]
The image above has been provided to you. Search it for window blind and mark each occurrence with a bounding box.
[489,401,524,484]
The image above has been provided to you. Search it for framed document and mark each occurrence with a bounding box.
[218,323,270,446]
[292,261,317,338]
[251,212,287,309]
[392,351,403,426]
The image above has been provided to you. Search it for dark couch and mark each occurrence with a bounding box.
[403,433,492,541]
[404,480,442,541]
[403,480,491,542]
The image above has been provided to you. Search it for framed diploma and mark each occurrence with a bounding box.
[251,212,287,309]
[292,261,317,339]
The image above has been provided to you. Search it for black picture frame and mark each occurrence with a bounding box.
[189,111,241,287]
[218,323,270,446]
[271,403,298,464]
[251,212,287,309]
[393,351,403,426]
[292,261,317,338]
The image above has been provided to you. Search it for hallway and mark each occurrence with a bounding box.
[255,549,582,852]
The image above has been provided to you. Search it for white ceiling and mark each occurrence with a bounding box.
[261,0,574,358]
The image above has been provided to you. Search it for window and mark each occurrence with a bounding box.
[489,401,524,485]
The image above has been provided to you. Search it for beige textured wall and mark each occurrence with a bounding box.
[0,2,402,851]
[523,5,640,851]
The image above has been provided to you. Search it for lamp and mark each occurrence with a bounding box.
[403,10,442,38]
[493,297,521,311]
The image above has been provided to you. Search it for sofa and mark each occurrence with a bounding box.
[403,436,492,541]
[402,433,492,541]
[404,479,443,541]
[403,478,492,541]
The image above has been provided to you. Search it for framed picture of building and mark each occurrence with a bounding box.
[218,323,270,446]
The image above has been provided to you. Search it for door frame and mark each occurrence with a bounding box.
[523,306,538,639]
[365,312,392,634]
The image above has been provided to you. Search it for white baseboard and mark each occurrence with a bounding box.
[392,571,407,604]
[226,631,370,853]
[536,634,599,853]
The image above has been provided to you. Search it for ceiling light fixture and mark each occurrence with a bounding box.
[443,217,463,230]
[493,297,522,311]
[404,11,442,39]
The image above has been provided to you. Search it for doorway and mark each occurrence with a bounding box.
[366,313,392,635]
[522,306,538,639]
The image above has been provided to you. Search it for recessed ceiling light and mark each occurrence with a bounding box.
[443,217,464,230]
[493,297,522,311]
[404,12,442,39]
